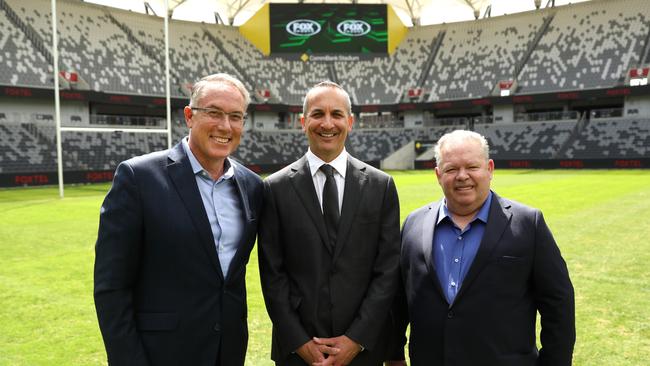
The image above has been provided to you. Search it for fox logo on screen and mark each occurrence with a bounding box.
[286,19,321,36]
[336,20,371,37]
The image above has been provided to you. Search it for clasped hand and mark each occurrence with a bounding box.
[296,335,362,366]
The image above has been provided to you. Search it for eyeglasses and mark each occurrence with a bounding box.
[191,107,247,126]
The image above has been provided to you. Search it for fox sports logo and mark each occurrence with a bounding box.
[286,19,321,37]
[336,20,371,37]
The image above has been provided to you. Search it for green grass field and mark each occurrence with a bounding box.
[1,169,649,365]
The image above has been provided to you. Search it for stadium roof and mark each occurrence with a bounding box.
[84,0,592,27]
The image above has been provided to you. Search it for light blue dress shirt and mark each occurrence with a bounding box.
[433,191,493,304]
[182,138,243,279]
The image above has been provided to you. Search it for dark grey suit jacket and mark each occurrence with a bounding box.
[259,155,401,365]
[94,142,263,366]
[388,192,575,366]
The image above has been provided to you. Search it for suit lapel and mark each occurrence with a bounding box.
[422,201,446,302]
[454,193,511,303]
[167,143,224,281]
[231,161,254,221]
[332,157,367,263]
[289,156,331,254]
[224,160,256,281]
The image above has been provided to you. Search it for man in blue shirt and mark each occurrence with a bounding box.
[94,73,263,366]
[386,130,575,366]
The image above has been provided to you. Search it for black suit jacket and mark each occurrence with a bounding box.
[389,192,575,366]
[94,142,263,366]
[258,155,401,365]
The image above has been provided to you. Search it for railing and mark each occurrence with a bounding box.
[424,115,493,127]
[89,115,165,127]
[590,108,623,119]
[357,114,401,129]
[514,110,578,122]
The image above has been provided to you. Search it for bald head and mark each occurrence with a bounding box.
[302,80,352,117]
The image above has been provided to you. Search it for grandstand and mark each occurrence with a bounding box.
[1,0,649,186]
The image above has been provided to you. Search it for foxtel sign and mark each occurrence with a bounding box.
[270,4,387,54]
[286,19,372,37]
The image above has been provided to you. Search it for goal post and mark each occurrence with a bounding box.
[51,0,174,198]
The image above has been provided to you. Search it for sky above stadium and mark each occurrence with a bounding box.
[84,0,591,27]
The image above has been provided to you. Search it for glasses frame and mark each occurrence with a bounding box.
[190,107,247,126]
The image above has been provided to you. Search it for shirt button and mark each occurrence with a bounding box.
[450,281,456,287]
[457,236,462,240]
[454,258,459,263]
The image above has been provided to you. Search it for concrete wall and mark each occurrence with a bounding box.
[624,95,650,117]
[250,111,279,130]
[403,110,424,127]
[493,104,514,124]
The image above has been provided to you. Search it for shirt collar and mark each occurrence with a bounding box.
[182,137,235,181]
[306,148,348,179]
[437,191,493,226]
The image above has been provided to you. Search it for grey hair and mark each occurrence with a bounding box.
[302,80,352,116]
[189,73,250,110]
[434,130,490,167]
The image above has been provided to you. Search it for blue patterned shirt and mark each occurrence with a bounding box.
[433,192,493,304]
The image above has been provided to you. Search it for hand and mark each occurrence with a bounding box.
[296,339,326,365]
[312,335,361,366]
[384,361,407,366]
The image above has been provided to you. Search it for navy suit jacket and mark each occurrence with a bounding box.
[389,192,575,366]
[94,142,263,366]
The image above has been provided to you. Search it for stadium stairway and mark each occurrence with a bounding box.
[381,141,415,170]
[513,11,556,85]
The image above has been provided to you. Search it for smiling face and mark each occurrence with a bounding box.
[184,81,246,177]
[301,85,353,162]
[435,137,494,217]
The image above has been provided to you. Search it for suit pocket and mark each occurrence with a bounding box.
[483,256,531,295]
[490,255,526,265]
[136,312,179,331]
[498,255,523,261]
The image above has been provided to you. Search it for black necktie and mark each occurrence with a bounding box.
[319,164,339,249]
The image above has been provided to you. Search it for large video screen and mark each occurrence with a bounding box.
[270,4,387,54]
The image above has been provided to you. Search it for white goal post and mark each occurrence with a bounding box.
[51,0,174,198]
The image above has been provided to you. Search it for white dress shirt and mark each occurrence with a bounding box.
[306,148,347,213]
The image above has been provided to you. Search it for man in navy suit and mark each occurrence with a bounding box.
[94,73,263,366]
[386,130,575,366]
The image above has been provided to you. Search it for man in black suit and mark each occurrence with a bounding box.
[386,130,575,366]
[94,73,263,366]
[258,81,401,366]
